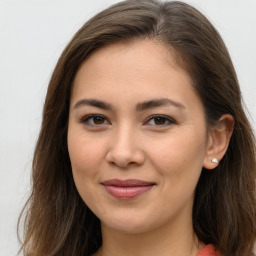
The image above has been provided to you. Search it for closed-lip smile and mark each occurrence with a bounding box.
[101,179,155,199]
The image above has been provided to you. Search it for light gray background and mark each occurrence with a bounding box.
[0,0,255,255]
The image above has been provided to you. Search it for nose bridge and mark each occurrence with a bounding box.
[106,122,144,167]
[111,122,138,158]
[115,122,134,148]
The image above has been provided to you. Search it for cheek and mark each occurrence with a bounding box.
[67,130,105,205]
[148,128,207,182]
[67,129,105,181]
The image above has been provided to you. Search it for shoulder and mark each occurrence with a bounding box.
[196,244,222,256]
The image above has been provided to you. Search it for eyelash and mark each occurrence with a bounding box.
[80,114,109,126]
[145,114,176,126]
[80,114,176,128]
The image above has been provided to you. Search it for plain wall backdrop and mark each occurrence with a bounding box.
[0,0,255,255]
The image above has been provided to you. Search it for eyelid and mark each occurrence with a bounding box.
[144,114,177,126]
[80,114,110,126]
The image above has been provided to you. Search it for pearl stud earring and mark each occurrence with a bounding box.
[211,157,219,164]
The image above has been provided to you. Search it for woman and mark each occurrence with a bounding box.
[18,1,256,256]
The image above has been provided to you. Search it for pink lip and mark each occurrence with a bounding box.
[101,179,155,199]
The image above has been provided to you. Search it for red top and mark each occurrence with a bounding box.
[196,244,221,256]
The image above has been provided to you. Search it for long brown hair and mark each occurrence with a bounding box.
[18,1,256,255]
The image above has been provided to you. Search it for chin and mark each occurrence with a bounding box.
[104,221,153,234]
[100,211,160,234]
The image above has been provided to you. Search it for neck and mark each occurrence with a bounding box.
[95,216,204,256]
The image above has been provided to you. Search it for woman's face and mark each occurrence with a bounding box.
[68,40,211,234]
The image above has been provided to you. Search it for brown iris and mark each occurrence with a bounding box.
[93,116,105,124]
[153,116,167,125]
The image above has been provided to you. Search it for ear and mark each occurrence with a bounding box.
[203,114,234,170]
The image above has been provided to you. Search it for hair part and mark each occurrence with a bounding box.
[18,1,256,255]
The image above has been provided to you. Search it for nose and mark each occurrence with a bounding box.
[106,125,145,168]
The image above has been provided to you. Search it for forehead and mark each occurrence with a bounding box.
[71,39,201,111]
[81,39,181,74]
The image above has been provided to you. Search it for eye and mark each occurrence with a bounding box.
[81,114,109,126]
[145,115,176,126]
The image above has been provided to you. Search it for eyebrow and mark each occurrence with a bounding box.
[73,98,185,111]
[135,98,185,111]
[73,99,113,110]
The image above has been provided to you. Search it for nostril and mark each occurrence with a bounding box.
[107,159,143,169]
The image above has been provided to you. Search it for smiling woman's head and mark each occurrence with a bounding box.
[68,39,221,238]
[19,1,256,256]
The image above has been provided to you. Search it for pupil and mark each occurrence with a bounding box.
[94,116,104,124]
[154,117,165,125]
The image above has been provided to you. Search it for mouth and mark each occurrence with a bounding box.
[101,179,155,200]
